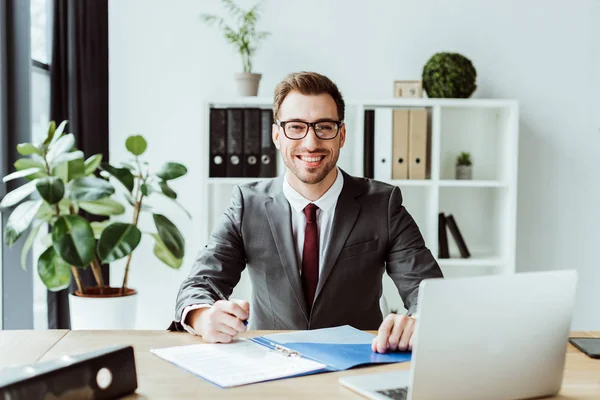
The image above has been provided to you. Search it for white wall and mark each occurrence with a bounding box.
[109,0,599,329]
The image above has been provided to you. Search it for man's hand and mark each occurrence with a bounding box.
[372,313,416,353]
[187,299,249,343]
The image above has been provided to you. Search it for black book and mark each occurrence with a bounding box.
[243,108,261,178]
[259,109,276,177]
[209,108,227,177]
[0,345,137,399]
[438,212,450,258]
[363,109,375,178]
[445,214,471,258]
[226,108,244,177]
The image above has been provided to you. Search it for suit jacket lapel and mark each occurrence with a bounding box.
[265,178,309,322]
[314,171,362,303]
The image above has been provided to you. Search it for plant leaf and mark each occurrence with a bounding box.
[36,176,65,204]
[0,180,37,209]
[4,200,43,246]
[38,246,71,292]
[52,157,85,183]
[156,162,187,181]
[158,181,177,199]
[90,220,111,239]
[125,135,147,156]
[2,167,43,183]
[15,158,45,171]
[79,197,125,216]
[21,223,43,270]
[150,233,183,269]
[153,214,184,259]
[100,162,135,192]
[46,133,75,164]
[50,150,84,168]
[48,120,68,147]
[52,215,96,267]
[97,222,142,263]
[141,183,155,196]
[83,154,103,175]
[66,176,114,201]
[35,199,74,222]
[16,143,42,156]
[43,121,57,147]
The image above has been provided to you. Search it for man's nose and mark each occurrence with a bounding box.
[302,126,320,150]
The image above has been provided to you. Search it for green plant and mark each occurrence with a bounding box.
[456,152,473,167]
[201,0,270,73]
[0,121,191,295]
[422,52,477,98]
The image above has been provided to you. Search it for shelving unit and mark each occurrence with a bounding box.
[203,97,519,310]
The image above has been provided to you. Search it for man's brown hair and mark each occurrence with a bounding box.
[273,72,345,121]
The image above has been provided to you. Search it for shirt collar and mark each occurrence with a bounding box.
[283,168,344,214]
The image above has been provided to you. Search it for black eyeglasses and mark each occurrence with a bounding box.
[276,119,344,140]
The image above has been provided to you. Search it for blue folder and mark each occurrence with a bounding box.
[250,325,412,373]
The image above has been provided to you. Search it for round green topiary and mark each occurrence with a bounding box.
[422,52,477,98]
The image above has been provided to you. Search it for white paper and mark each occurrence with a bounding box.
[150,338,326,388]
[262,325,375,345]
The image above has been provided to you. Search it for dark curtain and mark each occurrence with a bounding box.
[48,0,109,329]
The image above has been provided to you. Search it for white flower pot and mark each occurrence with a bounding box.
[235,72,262,96]
[69,288,138,330]
[456,165,472,180]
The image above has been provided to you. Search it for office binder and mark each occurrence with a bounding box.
[438,212,450,258]
[259,109,276,177]
[363,109,375,178]
[0,345,137,399]
[408,108,428,179]
[243,108,261,177]
[392,109,409,179]
[373,108,393,181]
[151,325,411,388]
[209,108,227,177]
[446,214,471,258]
[226,108,244,177]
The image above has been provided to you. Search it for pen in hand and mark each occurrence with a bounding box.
[205,278,248,326]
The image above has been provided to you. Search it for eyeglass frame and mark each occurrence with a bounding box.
[275,119,345,140]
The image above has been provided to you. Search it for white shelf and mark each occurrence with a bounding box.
[438,180,506,188]
[359,98,517,109]
[438,256,504,268]
[384,179,432,187]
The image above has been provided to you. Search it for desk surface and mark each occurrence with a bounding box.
[1,330,600,399]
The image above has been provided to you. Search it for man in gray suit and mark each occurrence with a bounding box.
[171,72,443,353]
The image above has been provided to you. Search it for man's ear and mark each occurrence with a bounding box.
[338,123,346,149]
[272,123,280,149]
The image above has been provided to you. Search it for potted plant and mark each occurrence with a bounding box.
[422,52,477,98]
[456,152,473,180]
[201,0,271,96]
[0,121,191,329]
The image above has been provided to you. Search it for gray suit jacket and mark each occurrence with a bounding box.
[170,170,443,331]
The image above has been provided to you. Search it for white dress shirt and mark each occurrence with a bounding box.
[181,168,344,334]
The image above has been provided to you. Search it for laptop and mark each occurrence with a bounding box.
[339,270,578,400]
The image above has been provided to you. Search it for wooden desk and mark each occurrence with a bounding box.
[1,330,600,399]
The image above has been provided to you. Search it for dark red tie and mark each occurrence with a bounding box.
[302,203,319,309]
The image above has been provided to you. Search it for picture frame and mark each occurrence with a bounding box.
[393,80,423,98]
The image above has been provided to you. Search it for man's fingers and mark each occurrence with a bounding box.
[408,332,415,351]
[215,300,249,321]
[232,299,250,315]
[204,331,233,344]
[398,318,415,351]
[387,316,408,351]
[376,315,395,353]
[372,337,377,352]
[216,322,239,337]
[220,312,247,333]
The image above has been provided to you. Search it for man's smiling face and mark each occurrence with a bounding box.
[273,91,346,185]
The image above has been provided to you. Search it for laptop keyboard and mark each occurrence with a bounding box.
[376,387,408,400]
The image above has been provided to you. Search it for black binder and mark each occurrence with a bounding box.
[363,109,375,178]
[259,109,276,177]
[446,214,471,258]
[0,345,137,399]
[438,212,450,258]
[243,108,261,177]
[209,108,227,177]
[226,108,244,177]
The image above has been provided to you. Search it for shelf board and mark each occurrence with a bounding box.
[207,177,272,185]
[437,256,504,268]
[208,97,273,108]
[438,180,506,188]
[384,179,432,187]
[359,98,517,109]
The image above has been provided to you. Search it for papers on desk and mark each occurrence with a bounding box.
[150,339,326,388]
[151,325,411,388]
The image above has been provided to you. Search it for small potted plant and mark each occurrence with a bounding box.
[0,121,191,329]
[201,0,271,96]
[456,152,473,180]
